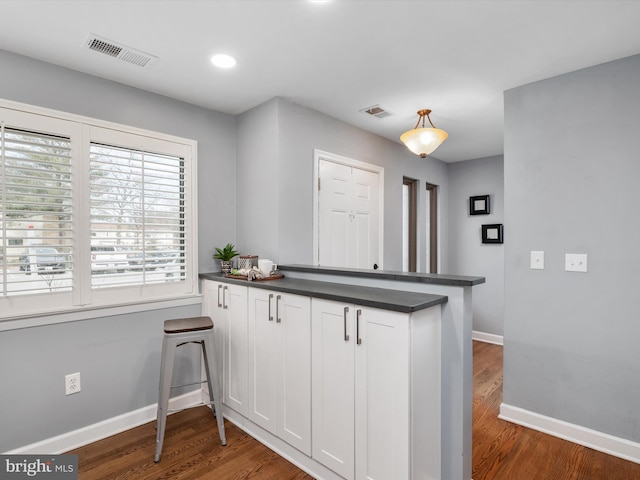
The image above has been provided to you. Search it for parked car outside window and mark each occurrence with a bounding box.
[19,246,67,275]
[91,245,129,273]
[127,249,180,271]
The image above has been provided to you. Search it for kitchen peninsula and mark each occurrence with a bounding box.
[200,265,484,480]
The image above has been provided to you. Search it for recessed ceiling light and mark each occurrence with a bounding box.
[210,54,237,69]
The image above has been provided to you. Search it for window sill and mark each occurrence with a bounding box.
[0,294,203,332]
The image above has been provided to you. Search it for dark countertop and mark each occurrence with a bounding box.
[199,272,447,313]
[279,264,485,287]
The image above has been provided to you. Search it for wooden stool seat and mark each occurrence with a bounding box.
[163,316,213,334]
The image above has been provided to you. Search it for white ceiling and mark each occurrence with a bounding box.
[2,0,640,162]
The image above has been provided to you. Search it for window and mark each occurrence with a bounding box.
[402,177,417,272]
[1,126,72,296]
[89,143,185,286]
[0,103,197,319]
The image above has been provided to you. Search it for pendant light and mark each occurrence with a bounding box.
[400,109,448,158]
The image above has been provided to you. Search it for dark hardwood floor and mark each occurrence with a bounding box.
[69,407,313,480]
[471,341,640,480]
[69,341,640,479]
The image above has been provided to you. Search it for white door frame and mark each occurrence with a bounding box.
[313,149,384,268]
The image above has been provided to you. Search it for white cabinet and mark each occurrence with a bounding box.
[248,289,312,454]
[203,279,442,480]
[202,280,248,415]
[203,280,312,455]
[312,298,420,480]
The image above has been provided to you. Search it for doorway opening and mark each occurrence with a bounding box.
[426,182,438,273]
[402,177,417,272]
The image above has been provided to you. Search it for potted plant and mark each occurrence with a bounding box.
[213,243,239,274]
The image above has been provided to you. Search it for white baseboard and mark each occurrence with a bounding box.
[5,390,203,455]
[472,330,503,345]
[499,403,640,464]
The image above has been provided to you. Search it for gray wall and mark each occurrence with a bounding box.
[235,98,280,261]
[0,49,237,273]
[0,50,453,452]
[0,49,237,451]
[237,97,451,272]
[448,155,504,337]
[503,54,640,442]
[0,305,202,451]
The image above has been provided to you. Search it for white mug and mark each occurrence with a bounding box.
[258,259,274,276]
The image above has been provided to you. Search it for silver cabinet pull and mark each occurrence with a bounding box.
[356,309,362,345]
[223,285,228,309]
[217,284,222,308]
[276,295,282,323]
[344,306,350,342]
[268,294,274,321]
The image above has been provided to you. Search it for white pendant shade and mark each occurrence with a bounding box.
[400,127,448,158]
[400,108,448,158]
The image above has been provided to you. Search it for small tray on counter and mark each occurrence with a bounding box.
[223,273,285,281]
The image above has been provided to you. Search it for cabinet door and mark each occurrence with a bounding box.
[354,307,410,480]
[248,290,312,454]
[248,289,278,432]
[222,283,248,415]
[276,292,311,455]
[201,280,218,319]
[312,298,355,480]
[202,280,226,394]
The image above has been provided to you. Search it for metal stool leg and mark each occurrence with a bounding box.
[154,335,177,462]
[203,334,226,445]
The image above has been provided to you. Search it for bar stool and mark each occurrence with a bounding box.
[154,316,226,462]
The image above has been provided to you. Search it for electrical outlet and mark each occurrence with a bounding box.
[65,372,81,395]
[565,253,588,272]
[530,251,544,270]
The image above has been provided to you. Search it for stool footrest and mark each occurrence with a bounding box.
[167,401,216,415]
[169,380,207,389]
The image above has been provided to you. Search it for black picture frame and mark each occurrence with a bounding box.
[482,224,503,244]
[470,195,490,215]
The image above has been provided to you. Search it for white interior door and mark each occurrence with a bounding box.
[316,152,382,269]
[318,160,351,267]
[351,167,380,269]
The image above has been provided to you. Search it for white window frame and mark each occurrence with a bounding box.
[0,99,199,325]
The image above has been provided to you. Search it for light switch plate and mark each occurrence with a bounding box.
[565,253,588,272]
[531,251,544,270]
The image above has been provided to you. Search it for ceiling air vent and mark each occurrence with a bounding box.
[360,105,393,119]
[84,34,157,68]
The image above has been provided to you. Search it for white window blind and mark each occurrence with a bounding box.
[1,125,73,296]
[1,101,197,321]
[89,143,186,288]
